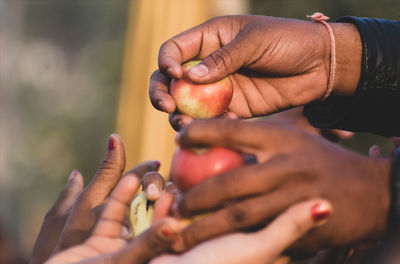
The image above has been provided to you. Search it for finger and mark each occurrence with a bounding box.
[149,70,176,113]
[368,145,383,158]
[175,188,300,252]
[49,170,84,216]
[169,199,332,264]
[123,160,161,181]
[30,171,84,264]
[158,26,204,79]
[169,112,194,131]
[84,134,126,205]
[187,34,252,84]
[153,193,175,222]
[111,217,181,264]
[143,172,166,201]
[92,175,140,238]
[249,199,332,260]
[178,156,294,216]
[177,119,270,152]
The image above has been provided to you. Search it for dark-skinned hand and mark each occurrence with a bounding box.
[45,173,181,264]
[53,134,160,253]
[149,15,362,130]
[30,171,84,264]
[172,119,391,253]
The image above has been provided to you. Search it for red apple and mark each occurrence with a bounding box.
[170,147,244,192]
[170,61,233,118]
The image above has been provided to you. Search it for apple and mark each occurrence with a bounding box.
[170,60,233,118]
[170,147,244,192]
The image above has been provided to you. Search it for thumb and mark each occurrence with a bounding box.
[187,36,249,83]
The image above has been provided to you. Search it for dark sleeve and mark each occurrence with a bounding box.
[303,17,400,137]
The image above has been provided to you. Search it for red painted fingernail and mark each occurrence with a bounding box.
[108,136,116,150]
[311,203,331,222]
[154,160,161,168]
[69,170,78,182]
[161,227,175,237]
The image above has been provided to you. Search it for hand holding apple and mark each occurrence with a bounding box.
[170,61,233,119]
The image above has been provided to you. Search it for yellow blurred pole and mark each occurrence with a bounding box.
[116,0,212,177]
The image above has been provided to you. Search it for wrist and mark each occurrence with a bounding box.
[388,149,400,233]
[329,22,362,97]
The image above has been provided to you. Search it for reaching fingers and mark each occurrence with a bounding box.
[30,170,84,264]
[110,217,181,264]
[123,160,161,181]
[49,170,84,217]
[174,188,300,252]
[152,199,332,264]
[92,175,140,238]
[153,193,175,222]
[177,157,294,216]
[83,134,126,205]
[149,70,176,114]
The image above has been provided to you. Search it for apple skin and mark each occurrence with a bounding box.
[170,61,233,119]
[170,147,244,192]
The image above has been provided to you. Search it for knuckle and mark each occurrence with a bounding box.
[225,204,248,228]
[208,47,232,74]
[288,216,308,236]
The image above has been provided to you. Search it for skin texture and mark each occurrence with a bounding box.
[151,198,333,264]
[30,171,84,264]
[31,134,174,263]
[149,15,362,130]
[52,134,160,253]
[171,119,390,253]
[45,175,181,264]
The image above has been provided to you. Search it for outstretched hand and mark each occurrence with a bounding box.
[46,174,181,264]
[151,198,333,264]
[53,134,160,252]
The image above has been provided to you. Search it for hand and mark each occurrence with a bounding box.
[29,171,84,264]
[149,15,362,130]
[46,174,181,264]
[172,119,390,253]
[53,134,160,252]
[151,199,332,264]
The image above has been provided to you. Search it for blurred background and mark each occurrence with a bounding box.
[0,0,399,262]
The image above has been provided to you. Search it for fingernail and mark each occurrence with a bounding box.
[311,202,331,223]
[68,170,78,182]
[108,136,116,150]
[154,160,161,168]
[161,226,176,238]
[146,183,160,200]
[189,64,208,77]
